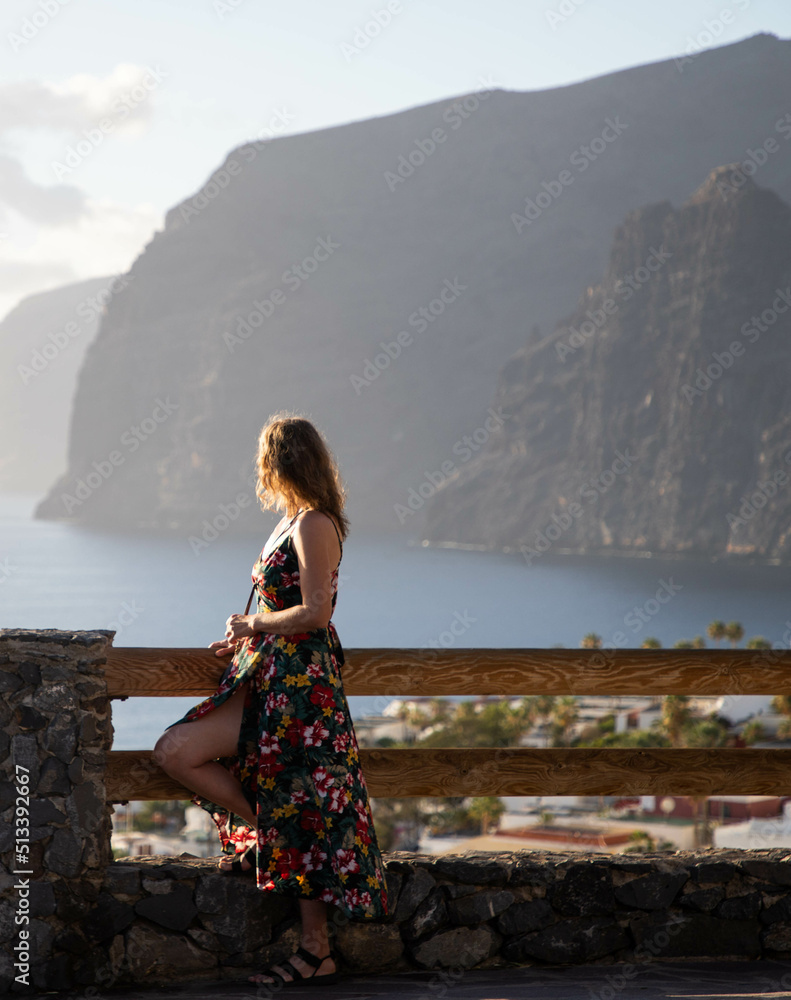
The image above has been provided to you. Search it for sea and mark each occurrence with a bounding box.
[2,491,790,751]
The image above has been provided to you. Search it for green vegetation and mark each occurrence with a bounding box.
[623,830,677,853]
[368,619,777,846]
[742,719,765,745]
[771,696,791,739]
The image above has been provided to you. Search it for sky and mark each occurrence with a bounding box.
[1,0,790,322]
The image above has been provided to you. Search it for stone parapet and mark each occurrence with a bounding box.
[0,628,115,992]
[3,629,791,992]
[7,846,791,991]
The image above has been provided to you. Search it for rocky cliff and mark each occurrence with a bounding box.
[422,166,791,564]
[32,33,791,537]
[0,276,115,492]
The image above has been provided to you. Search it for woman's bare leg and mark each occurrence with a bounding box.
[299,900,333,965]
[249,900,335,984]
[153,682,256,829]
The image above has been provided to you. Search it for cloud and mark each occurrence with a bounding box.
[0,63,161,136]
[0,79,88,133]
[0,64,167,317]
[0,63,166,225]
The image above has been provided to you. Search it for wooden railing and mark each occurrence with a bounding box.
[104,647,791,802]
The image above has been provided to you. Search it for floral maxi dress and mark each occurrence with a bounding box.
[164,510,388,919]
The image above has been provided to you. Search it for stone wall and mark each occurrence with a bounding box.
[0,629,114,993]
[9,846,791,991]
[3,629,791,993]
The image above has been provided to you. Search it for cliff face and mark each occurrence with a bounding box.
[422,167,791,563]
[0,276,115,492]
[32,33,791,535]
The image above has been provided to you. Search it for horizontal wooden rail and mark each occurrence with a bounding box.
[104,647,791,698]
[106,748,791,801]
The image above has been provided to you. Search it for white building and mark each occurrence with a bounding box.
[714,800,791,850]
[110,804,219,858]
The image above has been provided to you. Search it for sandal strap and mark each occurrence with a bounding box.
[253,951,333,986]
[228,847,255,872]
[295,945,331,970]
[255,966,289,986]
[278,958,307,981]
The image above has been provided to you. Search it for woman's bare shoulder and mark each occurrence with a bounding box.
[292,510,343,554]
[295,509,339,534]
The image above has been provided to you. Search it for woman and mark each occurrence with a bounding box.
[154,412,388,987]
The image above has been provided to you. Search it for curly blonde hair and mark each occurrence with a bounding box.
[254,411,349,540]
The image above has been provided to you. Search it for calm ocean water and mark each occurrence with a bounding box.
[2,491,790,750]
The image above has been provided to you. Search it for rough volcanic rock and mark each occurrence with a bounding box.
[424,166,791,563]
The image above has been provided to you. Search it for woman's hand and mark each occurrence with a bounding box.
[224,613,257,643]
[207,615,257,658]
[207,638,236,658]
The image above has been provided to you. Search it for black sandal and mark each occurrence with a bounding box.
[217,846,256,875]
[247,945,340,987]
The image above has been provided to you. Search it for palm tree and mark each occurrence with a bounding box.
[514,697,537,734]
[466,796,505,835]
[395,701,415,743]
[660,695,691,747]
[746,636,771,649]
[551,696,580,747]
[642,637,662,648]
[690,636,706,648]
[707,621,727,646]
[580,633,603,649]
[724,621,744,647]
[528,695,556,747]
[534,695,557,720]
[683,715,729,847]
[673,639,694,648]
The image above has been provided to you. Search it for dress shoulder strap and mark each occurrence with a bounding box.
[291,508,343,558]
[328,515,343,555]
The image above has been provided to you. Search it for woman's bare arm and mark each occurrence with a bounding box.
[218,511,339,649]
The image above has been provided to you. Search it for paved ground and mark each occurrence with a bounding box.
[39,960,791,999]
